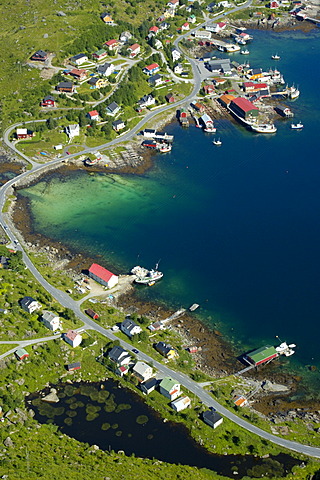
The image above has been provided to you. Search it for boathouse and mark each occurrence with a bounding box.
[246,345,278,366]
[88,263,118,288]
[229,97,259,120]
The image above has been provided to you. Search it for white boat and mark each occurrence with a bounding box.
[240,49,250,55]
[287,85,300,100]
[204,126,217,133]
[291,122,303,129]
[131,264,163,285]
[225,44,240,53]
[189,303,200,312]
[275,342,296,357]
[271,54,280,60]
[251,123,277,134]
[213,138,222,145]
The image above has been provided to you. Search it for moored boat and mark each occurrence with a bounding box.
[189,303,200,312]
[291,122,303,129]
[240,49,250,55]
[251,123,277,134]
[287,85,300,100]
[213,138,222,146]
[131,265,163,285]
[271,54,281,60]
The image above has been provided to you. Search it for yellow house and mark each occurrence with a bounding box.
[101,13,114,24]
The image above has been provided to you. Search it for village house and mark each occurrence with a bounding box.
[88,263,118,288]
[105,39,120,51]
[187,14,196,23]
[219,93,236,107]
[19,296,41,314]
[203,84,215,95]
[191,102,205,113]
[0,256,8,268]
[41,311,60,331]
[159,377,181,400]
[154,39,163,50]
[67,362,81,371]
[143,63,160,76]
[64,329,82,348]
[148,320,164,332]
[181,22,189,31]
[119,31,132,43]
[127,43,140,58]
[88,77,108,89]
[16,128,34,140]
[30,50,47,61]
[65,124,80,140]
[106,101,121,116]
[70,54,88,66]
[69,68,87,81]
[154,341,178,359]
[207,58,231,74]
[202,409,224,429]
[206,21,227,34]
[84,308,99,320]
[41,95,55,107]
[97,62,115,77]
[167,0,179,8]
[171,47,181,62]
[171,395,191,412]
[15,348,29,361]
[120,318,142,338]
[137,94,155,108]
[112,119,126,132]
[159,21,170,30]
[164,8,176,18]
[56,81,74,93]
[87,110,100,121]
[148,73,163,87]
[165,93,175,103]
[108,345,131,365]
[140,377,158,394]
[92,49,108,61]
[269,0,280,8]
[149,26,159,35]
[100,12,114,24]
[234,395,248,407]
[174,64,183,74]
[132,361,153,382]
[193,30,212,40]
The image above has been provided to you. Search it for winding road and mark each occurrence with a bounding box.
[2,0,320,459]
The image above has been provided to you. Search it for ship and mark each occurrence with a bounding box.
[275,341,296,357]
[287,85,300,100]
[251,123,277,134]
[131,265,163,285]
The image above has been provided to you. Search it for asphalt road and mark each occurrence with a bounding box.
[2,3,320,457]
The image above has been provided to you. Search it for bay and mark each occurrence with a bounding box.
[19,28,320,396]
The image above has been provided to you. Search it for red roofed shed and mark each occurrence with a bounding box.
[230,97,259,120]
[88,263,119,288]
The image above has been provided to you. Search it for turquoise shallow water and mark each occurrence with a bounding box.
[20,29,320,395]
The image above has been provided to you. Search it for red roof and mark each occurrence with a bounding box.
[88,110,99,117]
[105,39,118,46]
[182,22,189,27]
[217,22,226,27]
[89,263,115,282]
[145,63,159,71]
[149,26,159,32]
[232,97,258,113]
[66,329,79,341]
[129,43,140,51]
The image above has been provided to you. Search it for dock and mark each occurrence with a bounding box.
[234,364,256,376]
[162,308,186,325]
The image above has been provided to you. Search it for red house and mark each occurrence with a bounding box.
[149,26,159,35]
[15,348,29,360]
[165,93,175,103]
[105,39,119,50]
[85,308,99,320]
[41,95,55,107]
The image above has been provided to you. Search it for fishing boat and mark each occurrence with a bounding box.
[287,85,300,100]
[158,143,172,153]
[131,265,163,285]
[240,49,250,55]
[213,138,222,146]
[275,342,296,357]
[189,303,200,312]
[271,54,281,60]
[291,122,303,129]
[251,123,277,133]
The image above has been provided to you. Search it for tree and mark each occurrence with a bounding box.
[46,117,57,130]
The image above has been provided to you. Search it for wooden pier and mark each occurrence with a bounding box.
[162,308,186,325]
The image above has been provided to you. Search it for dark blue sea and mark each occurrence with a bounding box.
[20,29,320,396]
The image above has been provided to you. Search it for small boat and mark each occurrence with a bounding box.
[131,264,163,285]
[213,138,222,146]
[240,49,250,55]
[189,303,200,312]
[291,122,303,129]
[271,54,280,60]
[251,123,277,134]
[204,126,216,133]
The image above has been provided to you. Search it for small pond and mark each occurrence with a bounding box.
[26,380,300,478]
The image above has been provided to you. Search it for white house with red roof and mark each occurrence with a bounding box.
[149,26,159,35]
[269,0,280,8]
[127,43,140,58]
[87,110,100,121]
[143,63,160,76]
[64,330,82,348]
[88,263,118,288]
[105,39,120,50]
[167,0,179,8]
[181,22,190,31]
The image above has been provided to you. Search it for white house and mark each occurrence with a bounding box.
[159,377,181,400]
[194,30,212,40]
[154,39,163,50]
[174,64,183,75]
[181,22,190,31]
[171,48,181,62]
[70,54,88,66]
[65,124,80,140]
[41,311,60,331]
[127,43,140,58]
[132,361,153,382]
[120,318,142,338]
[108,345,131,365]
[88,263,118,288]
[97,62,115,77]
[167,0,179,8]
[119,31,132,43]
[187,14,196,23]
[138,94,155,108]
[64,330,82,348]
[19,296,41,314]
[171,395,191,412]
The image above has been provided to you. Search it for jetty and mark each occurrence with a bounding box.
[162,308,186,325]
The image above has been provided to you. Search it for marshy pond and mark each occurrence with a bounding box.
[26,380,299,478]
